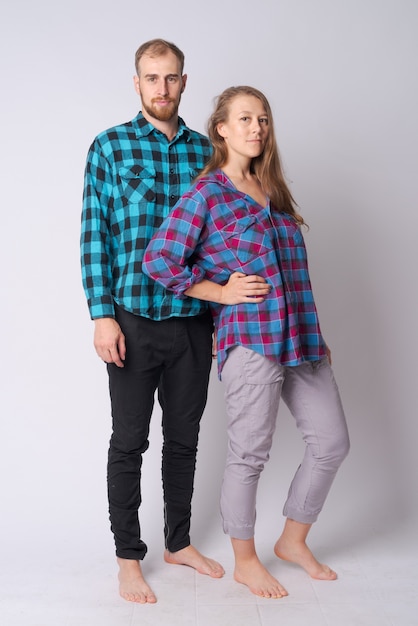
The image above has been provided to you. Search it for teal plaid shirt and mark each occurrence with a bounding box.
[80,112,211,320]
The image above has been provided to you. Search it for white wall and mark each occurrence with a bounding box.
[1,0,417,562]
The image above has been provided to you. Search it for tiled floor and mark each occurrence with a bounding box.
[2,517,417,626]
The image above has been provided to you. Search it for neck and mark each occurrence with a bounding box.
[222,159,252,182]
[142,110,179,141]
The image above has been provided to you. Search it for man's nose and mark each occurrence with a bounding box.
[157,78,169,94]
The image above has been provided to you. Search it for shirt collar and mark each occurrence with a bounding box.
[131,111,190,142]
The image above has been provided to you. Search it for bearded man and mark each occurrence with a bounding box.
[80,39,224,604]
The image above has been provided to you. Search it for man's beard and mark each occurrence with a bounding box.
[142,98,179,122]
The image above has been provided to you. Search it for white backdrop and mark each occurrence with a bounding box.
[1,0,417,568]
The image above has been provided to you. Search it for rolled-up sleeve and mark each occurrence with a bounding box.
[143,192,207,297]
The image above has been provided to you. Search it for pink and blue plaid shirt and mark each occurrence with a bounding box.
[143,169,327,376]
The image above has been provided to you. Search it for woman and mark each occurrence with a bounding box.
[143,86,350,599]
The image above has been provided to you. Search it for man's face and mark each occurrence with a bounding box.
[134,51,187,123]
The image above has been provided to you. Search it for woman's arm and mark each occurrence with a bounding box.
[143,188,270,304]
[185,272,271,305]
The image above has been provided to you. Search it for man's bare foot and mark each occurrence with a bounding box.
[234,555,288,599]
[164,545,225,578]
[117,557,157,603]
[274,537,337,580]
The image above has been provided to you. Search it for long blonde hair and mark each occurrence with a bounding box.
[199,86,304,225]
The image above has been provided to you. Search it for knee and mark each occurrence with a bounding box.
[163,440,198,458]
[228,442,270,477]
[322,431,350,470]
[110,432,150,456]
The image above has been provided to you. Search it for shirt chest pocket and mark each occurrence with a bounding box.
[118,165,156,204]
[220,215,272,266]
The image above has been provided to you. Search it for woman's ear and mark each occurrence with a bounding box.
[217,122,227,138]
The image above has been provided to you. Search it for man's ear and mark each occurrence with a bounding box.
[181,74,188,93]
[133,75,140,95]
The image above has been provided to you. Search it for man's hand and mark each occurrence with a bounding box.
[94,318,126,367]
[220,272,271,305]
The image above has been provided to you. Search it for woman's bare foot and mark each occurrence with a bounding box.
[230,537,288,599]
[274,536,337,580]
[164,545,225,578]
[235,555,288,598]
[274,519,337,580]
[117,557,157,603]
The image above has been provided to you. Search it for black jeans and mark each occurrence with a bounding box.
[107,305,213,560]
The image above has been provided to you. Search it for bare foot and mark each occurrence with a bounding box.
[164,545,225,578]
[117,557,157,603]
[234,555,288,599]
[274,537,337,580]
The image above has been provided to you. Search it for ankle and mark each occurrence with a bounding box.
[117,557,140,570]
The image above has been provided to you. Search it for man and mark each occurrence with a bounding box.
[80,39,224,604]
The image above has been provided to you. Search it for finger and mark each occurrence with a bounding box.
[244,296,265,302]
[243,275,269,284]
[118,334,127,361]
[100,344,124,368]
[326,347,332,365]
[241,286,271,295]
[246,285,271,292]
[110,348,125,367]
[95,345,110,362]
[243,281,271,291]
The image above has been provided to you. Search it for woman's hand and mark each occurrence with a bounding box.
[185,272,271,305]
[220,272,271,305]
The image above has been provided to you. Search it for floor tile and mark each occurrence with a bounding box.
[258,603,327,625]
[198,604,262,626]
[321,602,393,626]
[196,574,258,605]
[130,602,197,626]
[383,602,418,626]
[310,567,373,604]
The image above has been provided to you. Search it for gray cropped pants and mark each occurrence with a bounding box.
[220,346,350,540]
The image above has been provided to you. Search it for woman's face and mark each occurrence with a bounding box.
[217,95,269,162]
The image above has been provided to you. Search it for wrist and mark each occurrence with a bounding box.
[94,317,116,326]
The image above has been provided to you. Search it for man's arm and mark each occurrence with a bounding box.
[81,140,127,366]
[80,139,115,319]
